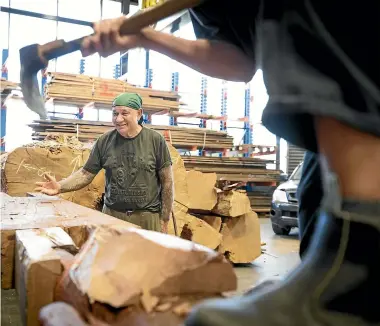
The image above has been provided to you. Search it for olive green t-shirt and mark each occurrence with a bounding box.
[83,127,172,213]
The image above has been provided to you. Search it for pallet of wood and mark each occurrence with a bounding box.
[29,118,234,151]
[182,155,281,183]
[45,72,181,113]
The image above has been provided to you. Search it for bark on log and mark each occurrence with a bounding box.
[15,227,75,326]
[1,140,105,210]
[219,211,262,264]
[1,196,137,289]
[187,171,217,212]
[212,190,252,217]
[70,226,236,308]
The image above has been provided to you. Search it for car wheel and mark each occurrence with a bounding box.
[271,223,291,236]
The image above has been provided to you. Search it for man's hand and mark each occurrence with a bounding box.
[161,220,169,234]
[82,16,147,58]
[34,174,61,196]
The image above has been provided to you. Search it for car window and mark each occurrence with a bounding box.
[290,163,303,181]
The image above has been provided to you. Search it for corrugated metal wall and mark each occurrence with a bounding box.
[287,143,305,175]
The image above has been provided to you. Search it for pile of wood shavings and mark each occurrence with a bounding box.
[23,134,94,152]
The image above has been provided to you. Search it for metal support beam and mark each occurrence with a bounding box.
[145,50,153,88]
[1,49,9,152]
[121,0,131,15]
[170,72,179,126]
[0,7,93,26]
[276,136,281,171]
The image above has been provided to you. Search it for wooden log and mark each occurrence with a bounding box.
[187,171,217,212]
[212,190,252,217]
[15,227,76,326]
[198,215,222,232]
[218,211,262,264]
[169,202,222,250]
[167,143,190,209]
[1,141,105,210]
[52,226,234,325]
[1,196,137,289]
[70,226,235,308]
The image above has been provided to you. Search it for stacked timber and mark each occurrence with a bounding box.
[1,79,19,92]
[1,79,19,104]
[182,156,280,183]
[44,72,181,113]
[29,118,234,151]
[183,156,280,213]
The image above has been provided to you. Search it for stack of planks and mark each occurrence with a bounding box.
[1,79,19,93]
[182,156,280,183]
[183,156,280,214]
[1,79,19,104]
[44,72,181,113]
[29,118,234,151]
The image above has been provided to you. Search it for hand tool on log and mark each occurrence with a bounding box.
[19,0,202,120]
[172,209,178,236]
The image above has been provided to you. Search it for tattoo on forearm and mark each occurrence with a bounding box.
[159,166,174,222]
[58,168,96,193]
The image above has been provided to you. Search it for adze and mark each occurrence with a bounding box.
[19,0,202,119]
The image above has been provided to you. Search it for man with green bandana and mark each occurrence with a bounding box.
[35,92,174,233]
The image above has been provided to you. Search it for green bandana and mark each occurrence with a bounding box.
[112,92,144,124]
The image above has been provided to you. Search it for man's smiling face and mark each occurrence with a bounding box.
[112,106,142,135]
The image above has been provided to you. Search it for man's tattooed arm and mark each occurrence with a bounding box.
[158,166,174,222]
[58,168,96,194]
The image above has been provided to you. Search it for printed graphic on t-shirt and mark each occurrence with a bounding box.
[109,150,150,205]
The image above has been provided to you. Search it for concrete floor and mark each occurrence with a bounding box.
[234,218,300,295]
[0,218,301,325]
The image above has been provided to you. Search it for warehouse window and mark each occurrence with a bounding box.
[101,0,122,19]
[58,0,101,22]
[56,22,99,76]
[7,14,56,82]
[9,0,57,15]
[0,12,9,54]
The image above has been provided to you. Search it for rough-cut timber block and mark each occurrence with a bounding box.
[167,143,190,208]
[219,211,262,264]
[71,226,236,308]
[1,144,105,210]
[212,190,252,217]
[1,196,137,289]
[169,202,222,250]
[199,215,222,232]
[187,171,217,212]
[15,227,76,326]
